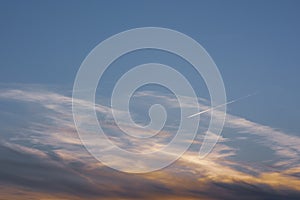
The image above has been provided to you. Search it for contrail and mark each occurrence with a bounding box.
[187,93,257,118]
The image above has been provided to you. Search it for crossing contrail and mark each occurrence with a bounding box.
[187,93,257,118]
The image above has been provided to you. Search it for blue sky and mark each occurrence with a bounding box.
[1,0,299,132]
[0,1,300,199]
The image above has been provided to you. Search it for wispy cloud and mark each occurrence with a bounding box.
[0,85,299,199]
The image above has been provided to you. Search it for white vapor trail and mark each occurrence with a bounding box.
[187,93,257,118]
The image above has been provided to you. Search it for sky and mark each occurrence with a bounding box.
[0,0,300,199]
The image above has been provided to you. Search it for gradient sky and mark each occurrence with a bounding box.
[0,0,300,199]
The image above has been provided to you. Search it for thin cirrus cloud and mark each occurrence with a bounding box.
[0,85,299,199]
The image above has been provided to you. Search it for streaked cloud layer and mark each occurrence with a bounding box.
[0,85,299,199]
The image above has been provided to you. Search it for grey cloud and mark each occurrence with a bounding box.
[0,86,300,199]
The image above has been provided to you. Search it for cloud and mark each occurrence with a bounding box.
[136,90,300,166]
[0,86,299,199]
